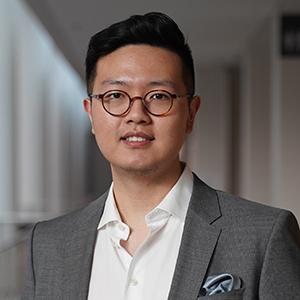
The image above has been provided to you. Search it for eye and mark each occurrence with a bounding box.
[104,91,126,101]
[148,91,171,101]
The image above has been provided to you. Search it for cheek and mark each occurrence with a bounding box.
[157,116,188,148]
[92,114,119,149]
[92,107,116,133]
[171,109,189,135]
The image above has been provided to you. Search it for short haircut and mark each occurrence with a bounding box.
[85,12,195,95]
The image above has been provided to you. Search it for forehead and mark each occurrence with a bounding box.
[93,45,186,90]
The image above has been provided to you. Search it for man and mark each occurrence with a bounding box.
[22,12,300,300]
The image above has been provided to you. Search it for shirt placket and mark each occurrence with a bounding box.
[109,221,132,272]
[108,220,143,300]
[110,222,141,300]
[123,210,171,300]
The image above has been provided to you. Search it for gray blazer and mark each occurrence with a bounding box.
[22,175,300,300]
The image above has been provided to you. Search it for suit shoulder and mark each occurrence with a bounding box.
[215,190,296,226]
[212,190,300,250]
[192,174,296,227]
[33,192,108,238]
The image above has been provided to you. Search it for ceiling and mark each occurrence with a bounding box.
[24,0,282,78]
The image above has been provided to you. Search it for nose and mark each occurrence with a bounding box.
[125,96,152,124]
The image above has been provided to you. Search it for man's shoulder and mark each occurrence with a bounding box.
[215,189,297,230]
[33,191,108,239]
[192,174,296,228]
[216,189,281,216]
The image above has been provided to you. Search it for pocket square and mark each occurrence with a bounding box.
[199,273,242,296]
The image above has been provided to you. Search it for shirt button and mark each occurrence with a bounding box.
[129,278,138,286]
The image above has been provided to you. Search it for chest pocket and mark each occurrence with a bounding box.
[197,287,245,300]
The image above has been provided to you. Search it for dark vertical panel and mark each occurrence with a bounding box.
[281,15,300,57]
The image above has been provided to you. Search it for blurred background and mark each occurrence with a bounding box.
[0,0,299,298]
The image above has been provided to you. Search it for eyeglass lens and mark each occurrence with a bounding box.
[102,90,173,116]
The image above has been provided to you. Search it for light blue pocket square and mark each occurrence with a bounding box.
[200,273,242,296]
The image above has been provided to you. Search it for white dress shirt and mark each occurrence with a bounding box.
[87,165,193,300]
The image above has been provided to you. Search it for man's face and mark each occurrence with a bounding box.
[84,45,200,176]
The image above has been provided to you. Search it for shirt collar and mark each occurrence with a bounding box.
[148,164,193,222]
[98,184,122,230]
[98,164,194,230]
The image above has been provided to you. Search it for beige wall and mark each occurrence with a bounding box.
[276,60,300,216]
[239,20,272,205]
[239,14,300,221]
[183,65,232,192]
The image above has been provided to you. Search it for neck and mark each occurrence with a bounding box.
[111,160,183,228]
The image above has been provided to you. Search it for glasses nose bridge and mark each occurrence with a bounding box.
[128,95,147,110]
[130,95,144,102]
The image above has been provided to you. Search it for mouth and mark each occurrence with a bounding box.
[125,136,148,142]
[121,132,155,146]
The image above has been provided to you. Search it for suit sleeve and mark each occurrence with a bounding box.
[21,223,39,300]
[259,210,300,299]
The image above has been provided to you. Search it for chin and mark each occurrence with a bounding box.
[112,160,161,176]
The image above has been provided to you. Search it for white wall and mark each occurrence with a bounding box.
[0,0,88,227]
[0,0,14,245]
[0,0,89,295]
[0,1,90,296]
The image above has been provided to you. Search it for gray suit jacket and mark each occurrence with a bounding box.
[22,175,300,300]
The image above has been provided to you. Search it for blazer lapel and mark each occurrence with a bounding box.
[61,192,108,300]
[168,175,222,300]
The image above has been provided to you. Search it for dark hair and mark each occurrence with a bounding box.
[85,12,195,96]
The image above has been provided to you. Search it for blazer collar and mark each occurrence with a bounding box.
[168,173,222,300]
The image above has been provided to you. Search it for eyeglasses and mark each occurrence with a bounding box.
[88,89,192,116]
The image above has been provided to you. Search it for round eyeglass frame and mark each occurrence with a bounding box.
[88,89,192,117]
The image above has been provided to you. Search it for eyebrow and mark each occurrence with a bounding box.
[100,79,177,89]
[147,80,176,89]
[100,79,128,86]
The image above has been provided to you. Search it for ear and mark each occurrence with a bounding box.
[186,96,201,134]
[83,98,95,134]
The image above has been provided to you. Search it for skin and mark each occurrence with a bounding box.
[84,45,200,255]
